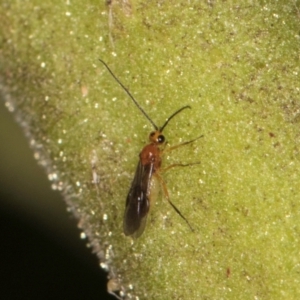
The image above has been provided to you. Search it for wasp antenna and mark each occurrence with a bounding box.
[99,59,158,130]
[160,105,191,132]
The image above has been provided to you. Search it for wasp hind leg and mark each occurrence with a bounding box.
[154,173,194,232]
[156,135,203,232]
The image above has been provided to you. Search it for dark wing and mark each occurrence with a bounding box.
[123,160,154,238]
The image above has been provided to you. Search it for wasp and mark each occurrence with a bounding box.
[99,59,203,238]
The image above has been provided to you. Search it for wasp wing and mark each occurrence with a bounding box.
[123,160,154,238]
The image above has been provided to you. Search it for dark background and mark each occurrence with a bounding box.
[0,100,117,299]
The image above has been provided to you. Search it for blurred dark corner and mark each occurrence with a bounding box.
[0,100,117,299]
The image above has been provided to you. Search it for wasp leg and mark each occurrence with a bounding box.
[154,173,194,232]
[162,134,203,154]
[160,162,201,173]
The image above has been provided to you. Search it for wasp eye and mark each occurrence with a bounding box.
[150,132,155,137]
[158,135,165,143]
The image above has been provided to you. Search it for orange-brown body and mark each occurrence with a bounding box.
[139,143,162,171]
[123,131,165,238]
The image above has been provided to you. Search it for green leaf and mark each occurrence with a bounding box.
[1,1,300,299]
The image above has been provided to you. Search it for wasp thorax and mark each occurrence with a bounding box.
[149,131,165,144]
